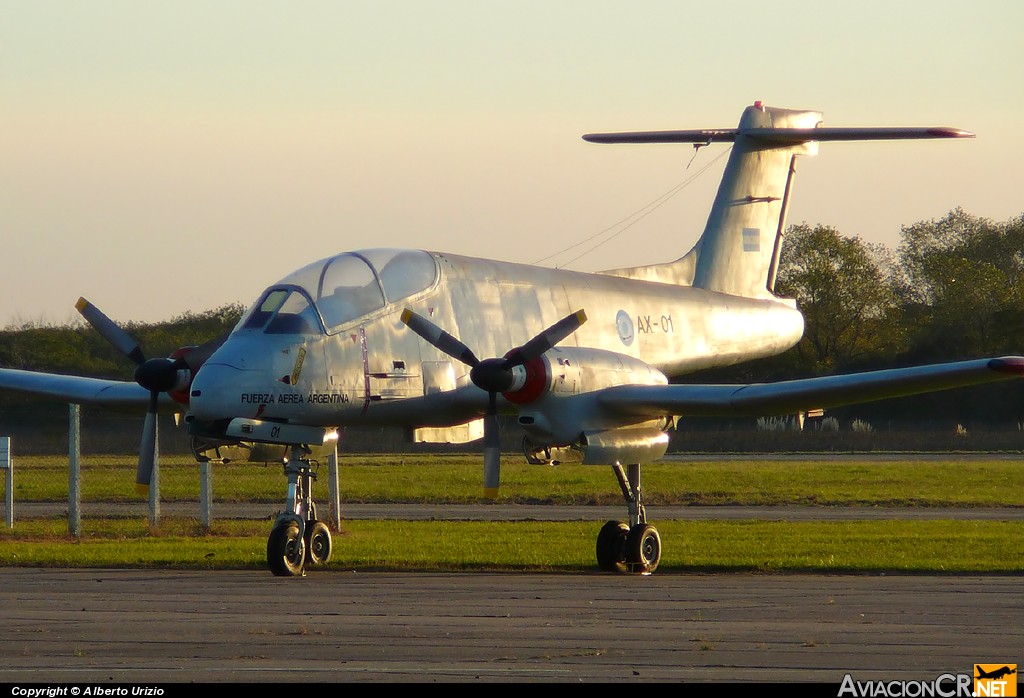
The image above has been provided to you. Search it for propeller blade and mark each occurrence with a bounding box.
[400,309,480,367]
[482,394,500,499]
[136,405,158,494]
[515,309,587,365]
[75,297,146,365]
[401,306,588,500]
[74,297,202,499]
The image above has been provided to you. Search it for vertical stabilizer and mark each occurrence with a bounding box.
[691,104,819,298]
[585,102,973,298]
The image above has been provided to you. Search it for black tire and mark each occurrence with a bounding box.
[305,521,332,567]
[625,523,661,574]
[596,520,629,573]
[267,521,305,576]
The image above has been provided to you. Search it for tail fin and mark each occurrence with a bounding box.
[586,102,973,298]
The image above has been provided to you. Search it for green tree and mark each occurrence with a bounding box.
[898,208,1024,360]
[775,223,901,373]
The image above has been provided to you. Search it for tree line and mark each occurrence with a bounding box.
[0,304,245,379]
[709,207,1024,429]
[777,207,1024,372]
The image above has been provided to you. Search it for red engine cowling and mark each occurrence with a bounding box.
[167,346,199,406]
[501,346,667,407]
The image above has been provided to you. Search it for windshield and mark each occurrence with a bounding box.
[238,287,321,334]
[238,249,438,334]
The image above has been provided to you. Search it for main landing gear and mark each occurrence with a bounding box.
[267,448,333,577]
[596,463,661,575]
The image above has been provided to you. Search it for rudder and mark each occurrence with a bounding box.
[691,104,820,298]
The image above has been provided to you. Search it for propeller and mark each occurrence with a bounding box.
[401,307,587,497]
[76,298,224,494]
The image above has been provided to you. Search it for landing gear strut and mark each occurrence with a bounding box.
[267,447,333,576]
[596,463,661,574]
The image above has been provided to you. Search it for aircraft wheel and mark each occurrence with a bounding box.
[267,521,305,577]
[596,520,630,573]
[305,520,332,567]
[625,523,661,575]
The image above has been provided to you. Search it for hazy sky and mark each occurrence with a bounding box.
[2,0,1022,327]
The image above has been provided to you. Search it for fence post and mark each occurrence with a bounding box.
[327,444,340,532]
[1,437,11,528]
[199,460,212,531]
[69,404,81,537]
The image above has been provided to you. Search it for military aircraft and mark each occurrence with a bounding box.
[2,101,1022,577]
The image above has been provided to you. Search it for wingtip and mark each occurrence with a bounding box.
[989,357,1024,375]
[930,127,975,139]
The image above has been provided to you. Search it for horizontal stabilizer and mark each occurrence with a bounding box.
[747,126,974,143]
[583,129,738,144]
[583,126,974,145]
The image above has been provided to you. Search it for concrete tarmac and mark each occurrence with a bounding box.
[0,568,1021,684]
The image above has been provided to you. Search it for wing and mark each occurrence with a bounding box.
[597,357,1024,418]
[0,368,176,412]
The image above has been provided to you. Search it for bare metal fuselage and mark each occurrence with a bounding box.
[191,250,804,431]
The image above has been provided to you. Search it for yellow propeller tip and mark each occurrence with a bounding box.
[483,488,499,499]
[135,484,150,497]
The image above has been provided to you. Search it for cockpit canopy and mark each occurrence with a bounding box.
[237,249,438,335]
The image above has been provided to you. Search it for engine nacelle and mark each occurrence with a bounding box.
[509,348,672,452]
[503,346,667,405]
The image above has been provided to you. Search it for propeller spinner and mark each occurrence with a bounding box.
[76,298,223,493]
[401,307,587,498]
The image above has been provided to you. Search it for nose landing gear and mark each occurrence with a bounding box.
[267,449,333,577]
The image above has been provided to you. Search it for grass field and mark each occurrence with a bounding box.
[7,453,1024,506]
[1,453,1022,573]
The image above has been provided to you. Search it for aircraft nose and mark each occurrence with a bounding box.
[187,333,276,421]
[188,362,246,421]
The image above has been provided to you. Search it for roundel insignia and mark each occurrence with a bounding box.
[616,309,634,346]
